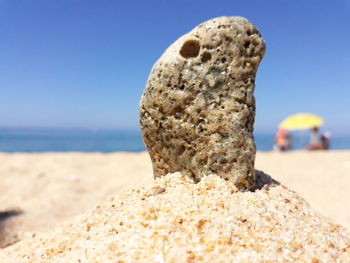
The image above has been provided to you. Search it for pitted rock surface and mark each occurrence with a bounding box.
[140,16,265,190]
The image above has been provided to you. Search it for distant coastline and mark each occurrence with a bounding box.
[0,127,349,153]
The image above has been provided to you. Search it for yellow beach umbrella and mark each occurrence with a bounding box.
[279,113,324,130]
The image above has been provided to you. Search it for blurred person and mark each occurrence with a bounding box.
[274,128,291,151]
[320,131,331,150]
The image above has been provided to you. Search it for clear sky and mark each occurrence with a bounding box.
[1,0,349,134]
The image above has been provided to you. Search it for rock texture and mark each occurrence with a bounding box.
[140,17,265,190]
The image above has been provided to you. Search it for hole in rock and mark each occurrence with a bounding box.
[201,52,211,63]
[244,41,250,49]
[178,145,186,155]
[172,105,183,115]
[180,40,200,58]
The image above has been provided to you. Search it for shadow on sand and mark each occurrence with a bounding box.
[251,170,280,191]
[0,209,23,248]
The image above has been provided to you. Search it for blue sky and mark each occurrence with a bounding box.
[1,0,349,134]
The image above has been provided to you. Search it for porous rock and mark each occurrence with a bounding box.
[140,17,265,190]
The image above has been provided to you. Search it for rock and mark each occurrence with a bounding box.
[140,16,265,190]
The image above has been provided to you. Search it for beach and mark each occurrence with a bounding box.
[256,150,350,229]
[0,150,349,250]
[2,1,350,261]
[0,150,348,262]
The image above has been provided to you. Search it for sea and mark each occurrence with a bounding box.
[0,127,349,153]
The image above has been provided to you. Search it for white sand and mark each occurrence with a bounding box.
[0,172,349,262]
[0,152,150,247]
[0,150,349,261]
[255,150,350,229]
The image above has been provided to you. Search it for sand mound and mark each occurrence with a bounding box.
[1,172,349,262]
[0,152,150,248]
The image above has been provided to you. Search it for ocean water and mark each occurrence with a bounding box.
[0,128,349,153]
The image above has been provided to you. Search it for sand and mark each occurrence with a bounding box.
[0,150,349,261]
[255,151,350,229]
[0,152,151,247]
